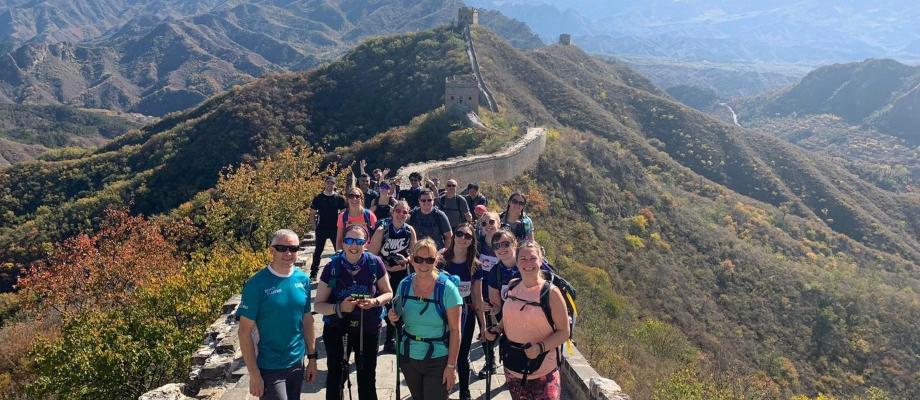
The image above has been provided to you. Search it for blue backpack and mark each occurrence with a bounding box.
[341,208,375,231]
[396,271,460,359]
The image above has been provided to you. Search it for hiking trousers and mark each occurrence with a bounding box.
[399,355,449,400]
[311,229,337,278]
[457,305,476,393]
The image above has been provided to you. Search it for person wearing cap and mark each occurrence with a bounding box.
[464,183,488,211]
[473,204,487,221]
[437,179,472,230]
[308,176,347,280]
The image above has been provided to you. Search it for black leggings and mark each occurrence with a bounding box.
[311,228,337,277]
[259,362,304,400]
[458,305,476,392]
[322,324,379,400]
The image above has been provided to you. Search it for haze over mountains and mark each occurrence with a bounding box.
[0,0,541,117]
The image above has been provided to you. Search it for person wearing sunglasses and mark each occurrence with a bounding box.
[398,172,424,209]
[388,239,462,400]
[480,241,568,400]
[336,187,378,250]
[314,224,393,400]
[368,200,417,353]
[308,176,347,281]
[408,189,453,250]
[442,223,482,400]
[437,179,473,231]
[237,229,317,400]
[473,211,501,379]
[500,192,534,242]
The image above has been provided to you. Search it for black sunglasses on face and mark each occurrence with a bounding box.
[481,219,496,227]
[348,194,361,199]
[272,244,299,253]
[511,199,526,206]
[419,198,434,203]
[493,241,513,249]
[413,256,437,264]
[446,184,457,187]
[455,231,474,240]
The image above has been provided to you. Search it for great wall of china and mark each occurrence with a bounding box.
[138,8,628,400]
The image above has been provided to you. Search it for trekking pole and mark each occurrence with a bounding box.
[358,308,365,399]
[342,330,352,400]
[484,313,497,400]
[392,295,403,400]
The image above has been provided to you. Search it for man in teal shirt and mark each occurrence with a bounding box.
[238,229,317,399]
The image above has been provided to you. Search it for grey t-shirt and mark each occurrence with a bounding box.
[438,195,470,230]
[408,208,452,249]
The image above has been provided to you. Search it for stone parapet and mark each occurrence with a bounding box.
[560,344,631,400]
[396,127,546,186]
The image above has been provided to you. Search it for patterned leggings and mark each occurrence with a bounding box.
[506,369,561,400]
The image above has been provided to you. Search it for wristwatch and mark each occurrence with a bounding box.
[307,352,318,360]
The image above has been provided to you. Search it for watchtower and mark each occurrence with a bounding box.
[559,34,572,45]
[458,7,479,27]
[445,75,479,115]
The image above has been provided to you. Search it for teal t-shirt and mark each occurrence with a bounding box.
[237,266,312,370]
[398,277,463,360]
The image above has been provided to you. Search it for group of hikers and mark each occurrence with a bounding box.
[237,164,573,400]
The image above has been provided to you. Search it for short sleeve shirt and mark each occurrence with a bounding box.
[398,276,463,360]
[399,187,422,209]
[408,208,451,249]
[311,192,347,231]
[363,189,380,210]
[438,195,470,230]
[445,261,475,301]
[237,266,312,370]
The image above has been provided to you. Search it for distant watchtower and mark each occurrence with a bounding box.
[445,75,480,115]
[458,7,479,27]
[559,34,572,45]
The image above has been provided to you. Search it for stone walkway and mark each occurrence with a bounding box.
[219,239,511,400]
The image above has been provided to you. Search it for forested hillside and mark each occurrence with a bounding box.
[0,104,146,165]
[0,27,473,276]
[468,27,920,398]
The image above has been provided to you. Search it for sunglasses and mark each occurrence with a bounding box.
[455,231,474,240]
[480,219,496,227]
[493,241,514,249]
[343,237,367,246]
[419,198,434,203]
[446,184,457,187]
[348,194,362,199]
[413,256,437,264]
[272,244,299,253]
[510,199,526,206]
[394,209,409,215]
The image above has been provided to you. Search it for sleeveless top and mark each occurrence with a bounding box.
[502,280,558,379]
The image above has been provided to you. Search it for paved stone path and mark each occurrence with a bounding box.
[220,239,511,400]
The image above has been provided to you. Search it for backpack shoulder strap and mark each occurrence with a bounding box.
[433,273,451,326]
[539,279,555,330]
[327,254,341,289]
[363,208,372,228]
